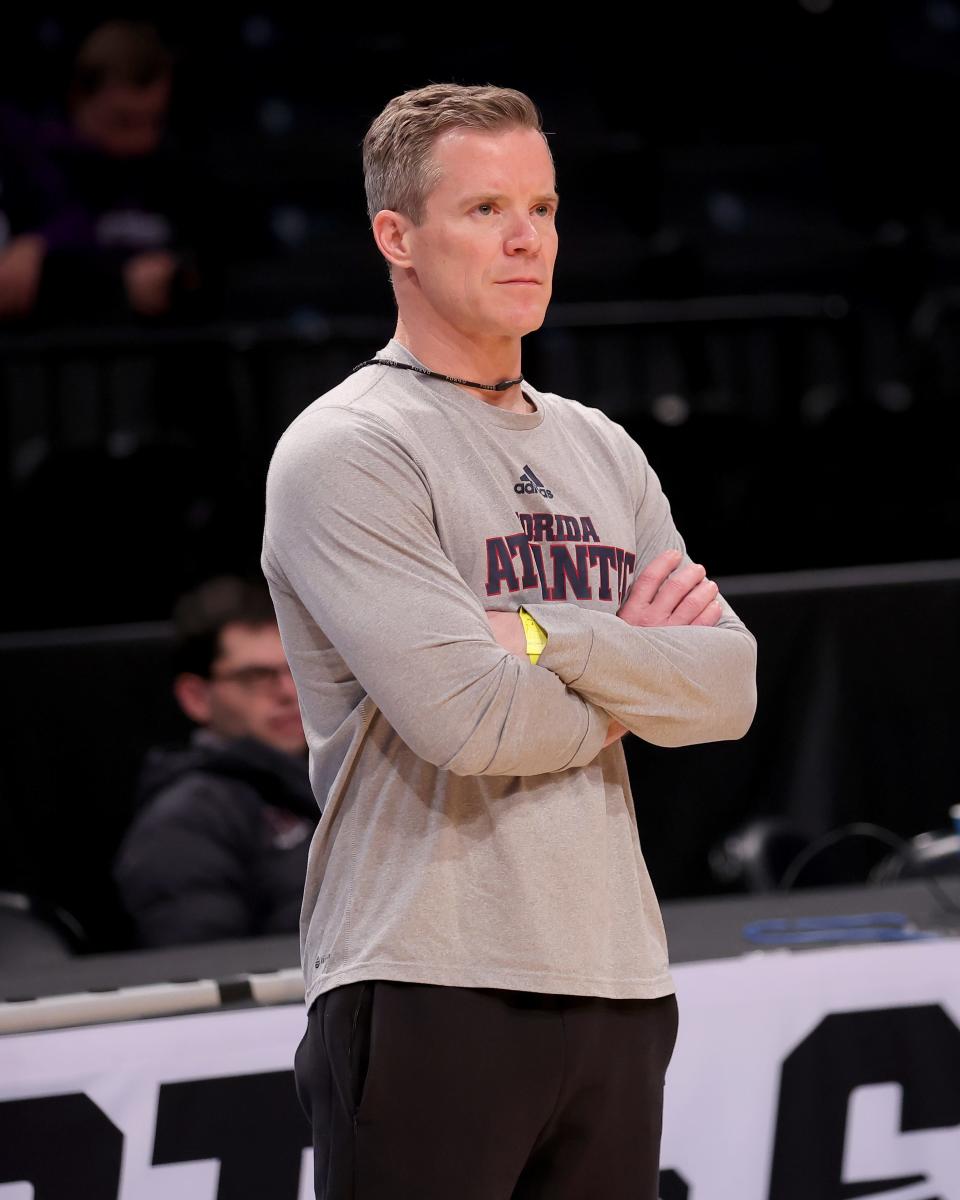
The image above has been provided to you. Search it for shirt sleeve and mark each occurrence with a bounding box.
[262,406,609,777]
[522,437,757,748]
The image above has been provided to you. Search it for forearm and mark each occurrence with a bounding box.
[488,607,626,754]
[436,652,609,776]
[522,599,757,747]
[264,579,610,780]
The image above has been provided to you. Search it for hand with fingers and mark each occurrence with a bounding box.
[618,548,722,629]
[603,550,723,746]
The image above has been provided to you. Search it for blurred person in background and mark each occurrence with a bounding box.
[113,577,315,949]
[0,19,211,324]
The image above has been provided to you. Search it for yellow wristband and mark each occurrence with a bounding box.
[518,607,548,665]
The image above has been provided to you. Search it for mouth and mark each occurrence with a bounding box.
[498,279,543,286]
[270,715,303,734]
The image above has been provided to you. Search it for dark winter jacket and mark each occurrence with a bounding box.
[114,730,317,948]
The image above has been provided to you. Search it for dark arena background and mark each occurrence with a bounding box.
[2,6,960,1199]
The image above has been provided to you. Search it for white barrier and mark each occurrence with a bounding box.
[1,940,959,1199]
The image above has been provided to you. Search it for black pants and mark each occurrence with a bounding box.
[294,979,679,1199]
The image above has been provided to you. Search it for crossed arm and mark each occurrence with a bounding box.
[494,550,756,748]
[487,547,742,749]
[262,407,756,778]
[486,431,757,749]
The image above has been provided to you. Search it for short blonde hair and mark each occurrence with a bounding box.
[362,83,552,226]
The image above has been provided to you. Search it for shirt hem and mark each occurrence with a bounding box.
[303,960,675,1008]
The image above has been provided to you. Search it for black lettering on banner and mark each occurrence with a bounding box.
[768,1005,960,1199]
[658,1167,690,1199]
[153,1071,310,1200]
[0,1093,122,1197]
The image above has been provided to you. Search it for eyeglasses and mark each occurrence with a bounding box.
[209,664,293,693]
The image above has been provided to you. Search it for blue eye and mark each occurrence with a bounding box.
[476,203,494,215]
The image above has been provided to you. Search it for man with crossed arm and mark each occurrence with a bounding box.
[262,83,757,1200]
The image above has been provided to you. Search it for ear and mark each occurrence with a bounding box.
[372,209,415,271]
[173,672,213,726]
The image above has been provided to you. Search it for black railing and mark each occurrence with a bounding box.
[0,291,870,495]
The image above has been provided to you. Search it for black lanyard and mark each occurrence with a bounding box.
[351,358,524,393]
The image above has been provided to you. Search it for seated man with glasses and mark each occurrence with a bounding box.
[114,576,316,948]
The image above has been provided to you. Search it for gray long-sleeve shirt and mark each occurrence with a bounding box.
[261,338,757,1007]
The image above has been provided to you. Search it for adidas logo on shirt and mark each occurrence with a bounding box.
[514,464,554,499]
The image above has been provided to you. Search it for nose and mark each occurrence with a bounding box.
[503,209,541,255]
[277,666,299,703]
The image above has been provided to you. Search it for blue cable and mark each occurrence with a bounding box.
[741,911,943,947]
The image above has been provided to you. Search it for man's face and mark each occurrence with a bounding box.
[71,78,170,158]
[403,125,559,339]
[199,622,306,756]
